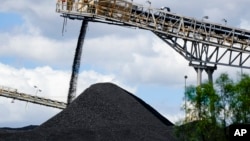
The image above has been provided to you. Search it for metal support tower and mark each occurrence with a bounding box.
[67,18,89,105]
[193,65,204,86]
[190,63,217,85]
[205,66,217,84]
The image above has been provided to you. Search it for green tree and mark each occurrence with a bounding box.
[184,82,219,124]
[176,72,250,141]
[178,82,223,141]
[233,73,250,123]
[215,73,235,135]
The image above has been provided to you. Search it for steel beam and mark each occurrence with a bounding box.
[56,0,250,69]
[56,0,250,87]
[0,86,66,109]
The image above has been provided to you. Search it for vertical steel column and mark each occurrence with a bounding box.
[205,66,217,84]
[194,66,203,86]
[67,19,89,106]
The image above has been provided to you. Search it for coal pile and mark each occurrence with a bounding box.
[0,83,178,141]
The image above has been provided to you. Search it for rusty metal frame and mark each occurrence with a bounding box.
[56,0,250,68]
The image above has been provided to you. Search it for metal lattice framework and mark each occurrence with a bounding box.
[56,0,250,69]
[4,0,249,108]
[0,86,66,109]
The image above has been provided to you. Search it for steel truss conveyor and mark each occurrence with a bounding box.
[56,0,250,69]
[0,86,66,109]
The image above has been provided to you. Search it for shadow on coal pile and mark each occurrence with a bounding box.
[0,83,179,141]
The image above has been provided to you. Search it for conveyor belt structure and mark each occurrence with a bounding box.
[56,0,250,69]
[0,85,66,109]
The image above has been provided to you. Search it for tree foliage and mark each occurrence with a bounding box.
[233,74,250,123]
[176,73,250,141]
[215,73,235,128]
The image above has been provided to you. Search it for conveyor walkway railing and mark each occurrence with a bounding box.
[56,0,250,68]
[0,85,66,109]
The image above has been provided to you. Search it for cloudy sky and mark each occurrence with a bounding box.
[1,0,250,128]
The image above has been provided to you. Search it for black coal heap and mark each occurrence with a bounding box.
[0,83,178,141]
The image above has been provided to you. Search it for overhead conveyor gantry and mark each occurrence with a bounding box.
[0,86,66,109]
[56,0,250,87]
[3,0,248,107]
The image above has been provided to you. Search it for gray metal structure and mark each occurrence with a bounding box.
[2,0,249,110]
[56,0,250,87]
[56,0,250,67]
[0,86,66,109]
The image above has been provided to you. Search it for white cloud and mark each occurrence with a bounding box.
[0,0,56,26]
[239,19,250,30]
[0,31,77,67]
[0,24,196,87]
[164,112,185,124]
[0,63,136,101]
[0,98,60,127]
[118,37,196,86]
[83,32,155,69]
[0,63,136,127]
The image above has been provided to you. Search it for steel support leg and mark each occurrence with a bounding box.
[67,19,89,106]
[194,66,203,86]
[205,66,217,84]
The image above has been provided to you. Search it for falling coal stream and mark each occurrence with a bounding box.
[67,18,89,106]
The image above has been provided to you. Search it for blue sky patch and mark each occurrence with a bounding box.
[0,56,34,69]
[0,12,23,31]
